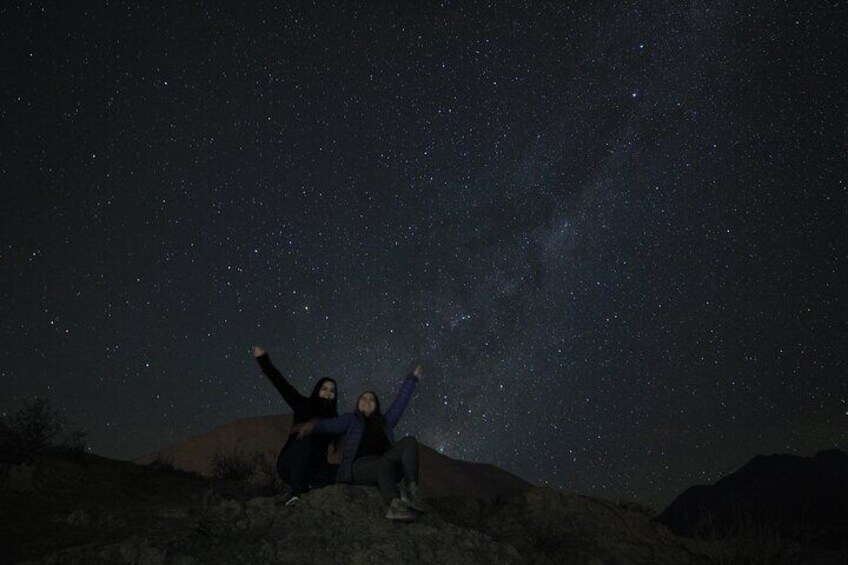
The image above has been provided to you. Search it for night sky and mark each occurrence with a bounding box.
[2,2,845,508]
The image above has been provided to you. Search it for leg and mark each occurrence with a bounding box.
[386,437,426,511]
[376,457,403,503]
[384,436,419,485]
[352,456,402,503]
[282,436,315,496]
[307,463,337,490]
[276,446,292,483]
[305,439,332,490]
[353,454,416,521]
[351,456,380,485]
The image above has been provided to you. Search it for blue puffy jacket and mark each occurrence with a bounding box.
[313,373,419,483]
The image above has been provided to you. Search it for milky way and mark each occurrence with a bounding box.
[2,2,845,507]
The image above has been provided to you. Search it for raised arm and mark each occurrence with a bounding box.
[312,413,354,436]
[384,365,423,428]
[253,346,308,410]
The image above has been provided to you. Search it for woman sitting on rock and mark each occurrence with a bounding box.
[252,345,340,506]
[298,364,426,522]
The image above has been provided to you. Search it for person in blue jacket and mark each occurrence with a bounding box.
[298,364,426,521]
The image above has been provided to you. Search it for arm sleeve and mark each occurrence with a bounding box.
[314,413,353,435]
[384,374,419,428]
[256,353,308,410]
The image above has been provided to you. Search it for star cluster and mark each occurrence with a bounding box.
[2,2,844,507]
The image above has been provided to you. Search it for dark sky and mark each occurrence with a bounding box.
[2,2,845,508]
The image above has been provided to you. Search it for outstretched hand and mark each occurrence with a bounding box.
[252,345,266,358]
[412,364,424,380]
[294,420,315,439]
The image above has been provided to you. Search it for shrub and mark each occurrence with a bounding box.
[693,506,802,565]
[148,454,178,472]
[210,448,262,481]
[253,451,280,492]
[0,398,64,461]
[0,398,91,463]
[61,429,89,456]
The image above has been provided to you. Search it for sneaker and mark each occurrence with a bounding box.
[400,481,428,513]
[385,498,416,522]
[285,495,300,507]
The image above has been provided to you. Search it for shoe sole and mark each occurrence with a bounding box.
[386,514,416,522]
[401,497,428,513]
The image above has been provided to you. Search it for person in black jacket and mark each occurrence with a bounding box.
[252,345,339,505]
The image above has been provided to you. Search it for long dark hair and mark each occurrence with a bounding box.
[355,390,385,430]
[309,378,338,419]
[310,378,341,454]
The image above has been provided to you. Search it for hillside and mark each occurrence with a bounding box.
[2,450,721,565]
[2,416,845,564]
[132,414,531,500]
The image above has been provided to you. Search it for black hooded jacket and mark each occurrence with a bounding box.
[255,353,338,454]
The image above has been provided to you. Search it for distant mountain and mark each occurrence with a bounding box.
[132,414,531,500]
[657,449,848,549]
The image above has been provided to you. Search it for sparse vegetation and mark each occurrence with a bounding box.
[252,452,280,493]
[148,453,178,472]
[692,506,803,565]
[144,454,200,478]
[0,398,87,462]
[210,448,264,481]
[62,429,89,454]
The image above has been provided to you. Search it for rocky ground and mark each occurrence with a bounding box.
[2,452,846,565]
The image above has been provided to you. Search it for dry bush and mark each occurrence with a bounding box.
[1,398,64,461]
[1,398,92,463]
[693,506,802,565]
[210,448,263,481]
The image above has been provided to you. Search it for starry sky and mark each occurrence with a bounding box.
[2,2,845,508]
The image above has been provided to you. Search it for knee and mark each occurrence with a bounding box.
[398,436,418,448]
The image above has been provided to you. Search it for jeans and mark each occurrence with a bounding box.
[351,436,419,503]
[276,435,336,496]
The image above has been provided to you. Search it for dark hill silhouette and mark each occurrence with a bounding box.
[4,416,847,564]
[133,414,531,500]
[657,449,848,549]
[2,450,727,564]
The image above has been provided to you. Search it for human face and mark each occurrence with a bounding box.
[357,392,377,416]
[318,381,336,401]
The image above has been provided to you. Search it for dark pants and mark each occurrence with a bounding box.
[276,435,336,496]
[351,436,419,503]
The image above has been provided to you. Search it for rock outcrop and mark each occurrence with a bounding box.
[1,451,723,565]
[4,440,847,564]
